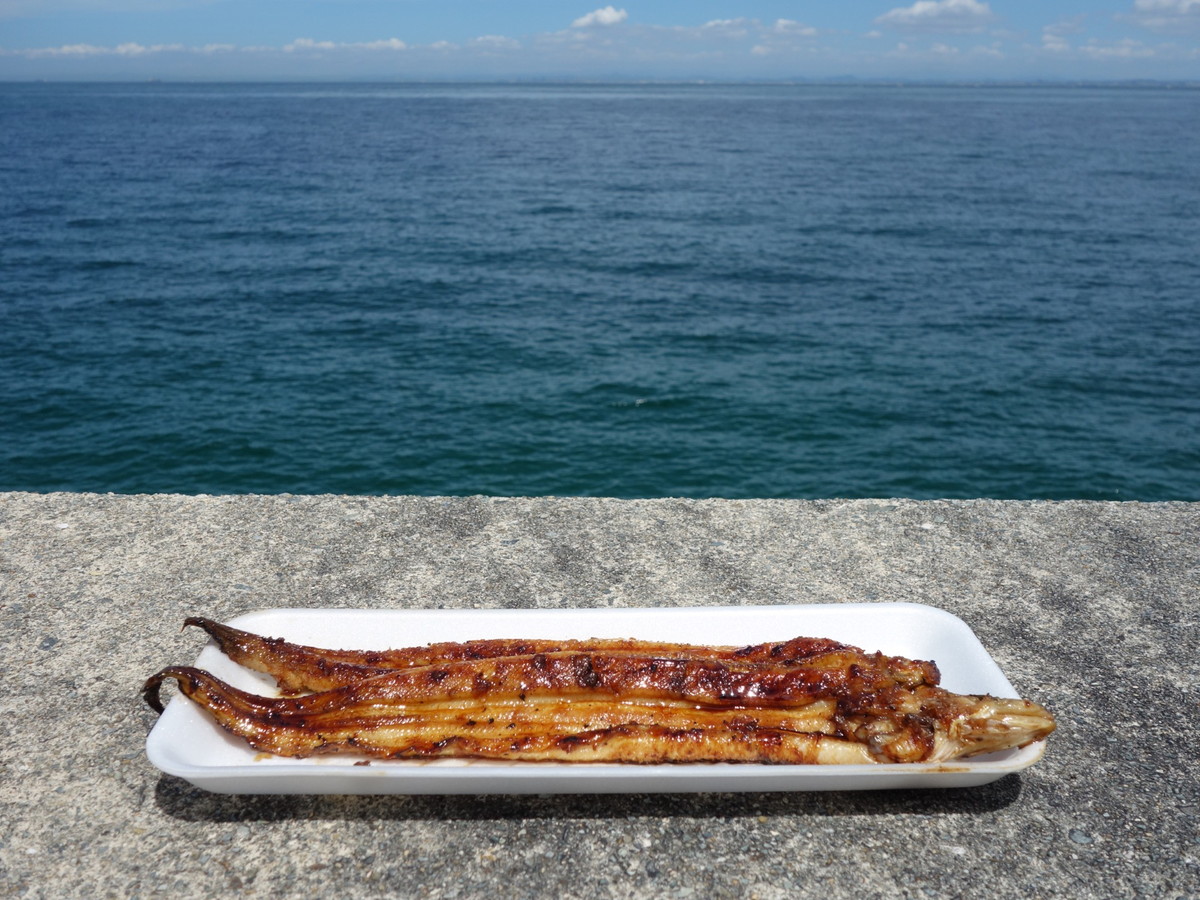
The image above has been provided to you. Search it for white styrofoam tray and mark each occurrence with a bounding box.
[145,603,1049,794]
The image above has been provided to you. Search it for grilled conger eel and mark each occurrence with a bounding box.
[143,617,1055,765]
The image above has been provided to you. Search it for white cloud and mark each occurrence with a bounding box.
[21,40,184,57]
[773,19,817,37]
[1078,37,1157,57]
[1134,0,1200,12]
[284,38,337,52]
[702,18,752,38]
[571,6,627,28]
[284,37,407,52]
[1041,19,1084,52]
[883,37,1006,62]
[1036,27,1168,61]
[875,0,995,33]
[114,41,180,54]
[699,17,816,56]
[18,36,409,57]
[360,38,407,51]
[1033,13,1178,61]
[1126,0,1200,31]
[21,42,106,57]
[470,35,520,49]
[1042,33,1069,52]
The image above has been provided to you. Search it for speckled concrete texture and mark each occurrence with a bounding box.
[1,493,1197,899]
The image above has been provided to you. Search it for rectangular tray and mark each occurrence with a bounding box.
[145,603,1048,794]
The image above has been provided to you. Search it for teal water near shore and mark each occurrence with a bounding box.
[1,82,1198,499]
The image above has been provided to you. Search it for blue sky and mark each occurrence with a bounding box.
[2,0,1198,80]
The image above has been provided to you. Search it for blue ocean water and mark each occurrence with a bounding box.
[1,82,1198,499]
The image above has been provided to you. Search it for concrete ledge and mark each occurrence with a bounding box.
[1,493,1197,898]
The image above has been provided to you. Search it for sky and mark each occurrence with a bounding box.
[1,0,1198,81]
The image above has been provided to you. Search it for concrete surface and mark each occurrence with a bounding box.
[0,492,1197,899]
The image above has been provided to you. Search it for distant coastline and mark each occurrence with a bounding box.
[4,77,1200,88]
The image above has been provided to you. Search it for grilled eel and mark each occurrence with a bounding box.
[144,640,1056,764]
[181,616,937,695]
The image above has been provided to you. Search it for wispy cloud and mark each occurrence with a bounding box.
[20,41,184,57]
[13,36,410,58]
[749,19,820,56]
[698,18,756,39]
[1037,25,1166,61]
[875,0,996,34]
[470,35,520,50]
[1124,0,1200,31]
[1079,38,1158,57]
[283,37,410,53]
[773,19,818,37]
[884,38,1006,61]
[1042,18,1085,52]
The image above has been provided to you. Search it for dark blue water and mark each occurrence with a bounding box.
[2,83,1198,499]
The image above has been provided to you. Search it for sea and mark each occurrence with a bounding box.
[2,82,1198,500]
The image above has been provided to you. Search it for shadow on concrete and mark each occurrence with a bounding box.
[154,773,1022,822]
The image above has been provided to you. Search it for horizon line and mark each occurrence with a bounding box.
[4,76,1200,87]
